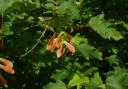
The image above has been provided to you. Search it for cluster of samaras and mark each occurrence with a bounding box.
[46,32,75,58]
[0,58,15,88]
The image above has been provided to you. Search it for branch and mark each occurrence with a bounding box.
[19,25,48,59]
[1,13,4,48]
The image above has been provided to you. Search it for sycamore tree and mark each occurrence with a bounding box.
[0,0,128,89]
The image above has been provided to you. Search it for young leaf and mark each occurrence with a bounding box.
[68,73,89,89]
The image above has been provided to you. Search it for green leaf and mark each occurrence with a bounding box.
[43,80,66,89]
[105,55,119,66]
[0,22,14,35]
[91,72,103,85]
[4,23,14,35]
[52,69,69,80]
[57,1,80,19]
[89,14,123,41]
[68,73,89,89]
[74,35,83,45]
[45,3,55,10]
[0,0,12,13]
[86,72,105,89]
[26,16,34,22]
[122,22,128,30]
[34,0,40,8]
[78,39,103,60]
[6,0,36,12]
[49,16,69,30]
[106,68,128,89]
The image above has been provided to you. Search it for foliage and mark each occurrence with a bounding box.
[0,0,128,89]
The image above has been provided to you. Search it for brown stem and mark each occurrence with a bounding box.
[1,13,4,48]
[19,24,49,59]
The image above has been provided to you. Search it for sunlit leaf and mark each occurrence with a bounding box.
[68,73,89,89]
[89,14,123,41]
[43,80,66,89]
[0,0,12,13]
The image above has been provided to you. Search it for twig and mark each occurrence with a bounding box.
[19,24,49,59]
[1,13,4,48]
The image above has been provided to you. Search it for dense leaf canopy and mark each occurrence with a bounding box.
[0,0,128,89]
